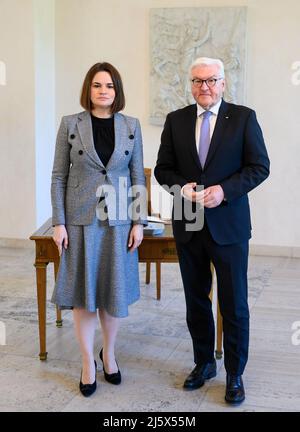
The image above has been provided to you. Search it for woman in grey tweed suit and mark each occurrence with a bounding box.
[51,62,147,397]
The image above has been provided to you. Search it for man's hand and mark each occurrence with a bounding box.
[182,182,203,202]
[200,185,225,208]
[53,225,68,256]
[182,183,224,208]
[128,224,144,252]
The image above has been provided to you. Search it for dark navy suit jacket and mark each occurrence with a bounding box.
[154,100,270,245]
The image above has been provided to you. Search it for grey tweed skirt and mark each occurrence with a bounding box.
[51,217,140,317]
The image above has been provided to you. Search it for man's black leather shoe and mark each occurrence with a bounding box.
[183,360,217,390]
[225,374,245,404]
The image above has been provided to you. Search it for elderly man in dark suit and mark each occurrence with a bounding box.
[154,57,270,404]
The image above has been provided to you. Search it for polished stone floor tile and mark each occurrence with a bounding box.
[0,246,300,411]
[250,307,300,332]
[0,354,77,412]
[249,328,299,356]
[62,367,205,412]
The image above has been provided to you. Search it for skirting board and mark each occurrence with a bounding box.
[249,244,300,258]
[0,237,299,258]
[0,238,33,249]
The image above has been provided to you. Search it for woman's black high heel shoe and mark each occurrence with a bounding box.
[99,348,121,385]
[79,360,97,397]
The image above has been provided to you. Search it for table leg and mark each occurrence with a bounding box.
[156,262,161,300]
[216,301,223,359]
[34,262,48,361]
[53,260,63,327]
[209,265,223,359]
[146,262,151,284]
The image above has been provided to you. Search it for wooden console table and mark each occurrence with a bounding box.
[30,218,223,361]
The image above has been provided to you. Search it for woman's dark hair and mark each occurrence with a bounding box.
[80,62,125,114]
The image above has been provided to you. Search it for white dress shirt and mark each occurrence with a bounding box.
[181,98,223,199]
[195,98,222,149]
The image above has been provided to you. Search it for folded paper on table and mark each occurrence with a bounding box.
[143,221,165,236]
[147,215,171,224]
[147,215,165,223]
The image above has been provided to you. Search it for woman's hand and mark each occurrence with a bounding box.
[53,225,68,256]
[128,224,144,253]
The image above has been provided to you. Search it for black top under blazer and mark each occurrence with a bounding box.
[154,100,270,245]
[51,111,147,227]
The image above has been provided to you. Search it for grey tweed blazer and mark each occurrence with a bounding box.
[51,110,147,226]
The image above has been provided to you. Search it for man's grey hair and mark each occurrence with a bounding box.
[189,57,225,78]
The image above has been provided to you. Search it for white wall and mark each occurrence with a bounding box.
[0,0,36,239]
[1,0,300,250]
[34,0,55,227]
[0,0,54,239]
[54,0,300,249]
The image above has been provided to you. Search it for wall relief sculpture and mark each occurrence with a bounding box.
[150,7,247,125]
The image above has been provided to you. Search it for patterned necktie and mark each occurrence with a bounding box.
[198,110,212,168]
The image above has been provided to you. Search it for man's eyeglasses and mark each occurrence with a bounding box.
[191,77,224,88]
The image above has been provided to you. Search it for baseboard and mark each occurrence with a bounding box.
[0,238,33,249]
[250,244,300,258]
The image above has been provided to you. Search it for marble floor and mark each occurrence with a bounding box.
[0,244,300,412]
